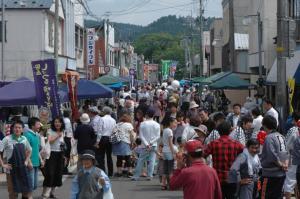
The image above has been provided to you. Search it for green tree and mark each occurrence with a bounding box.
[134,33,185,79]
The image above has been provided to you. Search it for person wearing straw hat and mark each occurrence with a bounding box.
[70,150,112,199]
[194,125,208,144]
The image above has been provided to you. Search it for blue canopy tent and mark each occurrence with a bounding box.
[106,82,123,90]
[59,79,113,99]
[0,77,68,106]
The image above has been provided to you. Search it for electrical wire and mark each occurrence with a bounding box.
[108,2,195,17]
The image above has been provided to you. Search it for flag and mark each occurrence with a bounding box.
[161,60,171,80]
[32,59,61,118]
[170,61,178,77]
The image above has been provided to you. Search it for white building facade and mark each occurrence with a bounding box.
[0,0,85,80]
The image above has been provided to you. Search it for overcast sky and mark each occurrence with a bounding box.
[87,0,223,26]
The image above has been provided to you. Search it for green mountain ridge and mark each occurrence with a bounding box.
[112,15,216,42]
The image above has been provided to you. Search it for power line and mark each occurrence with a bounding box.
[109,2,195,17]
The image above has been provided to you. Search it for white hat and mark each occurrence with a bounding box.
[194,125,208,135]
[189,101,199,109]
[80,113,90,124]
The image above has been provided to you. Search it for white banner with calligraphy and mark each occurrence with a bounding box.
[87,28,95,66]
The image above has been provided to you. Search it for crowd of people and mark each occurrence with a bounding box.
[0,82,299,199]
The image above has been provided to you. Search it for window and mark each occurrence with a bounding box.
[75,26,79,49]
[48,17,54,47]
[80,28,83,50]
[0,21,7,42]
[289,0,300,40]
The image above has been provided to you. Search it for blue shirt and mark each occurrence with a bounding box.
[70,167,111,199]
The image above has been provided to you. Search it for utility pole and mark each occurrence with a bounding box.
[276,0,288,120]
[1,0,5,81]
[54,0,59,74]
[106,19,109,72]
[199,0,203,76]
[257,12,263,80]
[229,0,235,72]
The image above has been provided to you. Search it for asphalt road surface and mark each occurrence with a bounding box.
[0,175,183,199]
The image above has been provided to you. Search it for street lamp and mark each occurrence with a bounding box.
[243,12,264,96]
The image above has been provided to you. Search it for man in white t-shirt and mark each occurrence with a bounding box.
[98,107,116,177]
[263,99,279,126]
[132,107,160,181]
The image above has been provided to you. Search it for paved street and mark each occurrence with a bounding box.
[0,175,183,199]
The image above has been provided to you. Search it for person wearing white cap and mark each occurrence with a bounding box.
[74,114,97,155]
[189,101,199,110]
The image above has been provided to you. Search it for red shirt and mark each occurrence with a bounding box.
[170,160,222,199]
[204,135,244,183]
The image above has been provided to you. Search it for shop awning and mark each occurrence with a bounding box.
[199,72,231,85]
[59,79,113,99]
[191,77,205,83]
[209,73,252,90]
[107,82,123,90]
[94,74,129,85]
[0,77,68,106]
[266,50,300,84]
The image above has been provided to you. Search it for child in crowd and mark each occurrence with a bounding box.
[70,150,112,199]
[174,112,186,144]
[131,138,143,168]
[161,116,178,190]
[156,144,164,184]
[176,137,184,154]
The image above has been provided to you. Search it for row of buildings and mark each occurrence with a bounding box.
[0,0,143,82]
[202,0,300,107]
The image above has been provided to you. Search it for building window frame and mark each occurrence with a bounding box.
[0,20,7,43]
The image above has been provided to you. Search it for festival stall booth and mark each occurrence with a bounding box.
[0,77,68,106]
[195,72,254,108]
[94,74,129,90]
[59,79,113,100]
[0,77,69,134]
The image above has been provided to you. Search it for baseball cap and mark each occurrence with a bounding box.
[185,140,203,153]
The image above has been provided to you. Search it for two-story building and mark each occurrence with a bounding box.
[84,20,117,79]
[0,0,85,80]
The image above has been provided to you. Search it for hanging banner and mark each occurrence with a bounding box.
[66,73,79,121]
[288,78,295,114]
[161,60,171,80]
[87,28,95,66]
[170,61,178,77]
[32,59,61,118]
[143,64,149,81]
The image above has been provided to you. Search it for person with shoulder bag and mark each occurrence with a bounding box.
[42,117,66,199]
[112,112,135,177]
